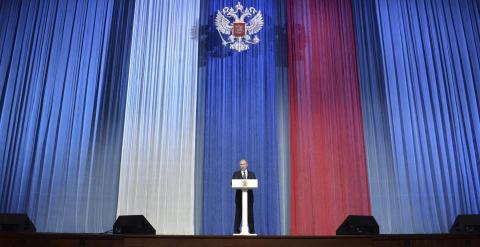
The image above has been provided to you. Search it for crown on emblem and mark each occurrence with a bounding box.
[215,2,264,52]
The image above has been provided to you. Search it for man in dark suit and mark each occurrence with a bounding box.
[232,159,256,234]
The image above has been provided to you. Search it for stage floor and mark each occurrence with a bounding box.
[1,232,479,247]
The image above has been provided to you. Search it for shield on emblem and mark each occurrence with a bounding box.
[233,22,246,37]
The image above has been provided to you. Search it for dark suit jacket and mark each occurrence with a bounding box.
[232,170,256,204]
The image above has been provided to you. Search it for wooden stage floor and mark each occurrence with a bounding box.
[1,232,479,247]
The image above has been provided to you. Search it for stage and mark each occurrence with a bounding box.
[1,233,479,247]
[1,0,480,241]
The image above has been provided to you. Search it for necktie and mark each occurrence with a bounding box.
[242,171,246,179]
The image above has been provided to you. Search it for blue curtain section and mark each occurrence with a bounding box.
[353,0,480,233]
[0,0,135,232]
[197,0,288,235]
[352,0,401,234]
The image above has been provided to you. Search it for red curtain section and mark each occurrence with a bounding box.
[288,0,371,235]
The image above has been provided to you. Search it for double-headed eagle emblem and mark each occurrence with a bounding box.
[215,2,264,52]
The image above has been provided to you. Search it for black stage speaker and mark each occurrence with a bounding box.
[336,215,379,235]
[0,214,36,232]
[450,214,480,234]
[113,215,155,235]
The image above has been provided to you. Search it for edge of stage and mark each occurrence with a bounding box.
[1,232,479,247]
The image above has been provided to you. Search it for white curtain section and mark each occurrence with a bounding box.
[117,0,199,234]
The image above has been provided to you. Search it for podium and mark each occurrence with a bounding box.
[232,179,258,236]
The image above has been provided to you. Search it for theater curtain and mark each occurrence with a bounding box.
[353,0,480,233]
[0,0,134,232]
[116,0,200,234]
[275,1,292,235]
[197,0,289,235]
[287,0,372,235]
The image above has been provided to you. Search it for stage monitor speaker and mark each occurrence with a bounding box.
[113,215,155,235]
[336,215,379,235]
[450,214,480,234]
[0,214,36,232]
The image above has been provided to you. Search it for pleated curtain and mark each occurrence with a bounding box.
[116,0,200,234]
[1,0,479,235]
[353,0,480,233]
[287,0,372,235]
[197,0,289,235]
[0,0,134,232]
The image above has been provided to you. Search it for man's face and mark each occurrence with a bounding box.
[240,160,248,171]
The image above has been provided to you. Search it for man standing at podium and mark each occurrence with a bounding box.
[232,159,256,234]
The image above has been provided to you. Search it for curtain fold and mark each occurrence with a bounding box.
[353,0,480,233]
[2,0,478,235]
[116,0,200,235]
[287,0,372,235]
[0,0,134,232]
[274,1,292,235]
[197,0,288,235]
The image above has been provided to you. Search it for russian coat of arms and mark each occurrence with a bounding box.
[215,2,264,52]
